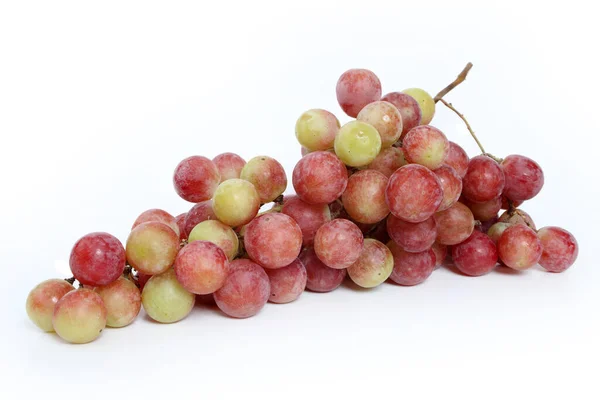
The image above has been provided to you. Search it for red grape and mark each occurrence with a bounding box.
[466,196,502,222]
[498,209,536,230]
[387,241,435,286]
[336,68,382,118]
[385,164,443,223]
[175,213,187,241]
[240,156,287,203]
[299,248,346,293]
[126,222,180,275]
[26,279,74,332]
[70,232,126,287]
[431,242,448,269]
[212,152,246,182]
[342,170,389,224]
[314,219,364,269]
[402,125,449,170]
[462,155,505,203]
[501,155,544,201]
[367,146,407,177]
[265,258,307,304]
[497,224,542,270]
[537,226,578,273]
[244,213,303,269]
[451,230,498,276]
[381,92,422,137]
[356,101,403,148]
[184,200,216,237]
[95,276,141,328]
[443,141,469,178]
[434,202,475,245]
[487,222,511,243]
[387,215,437,253]
[292,151,348,205]
[174,240,230,294]
[173,156,220,203]
[132,208,180,237]
[433,165,462,211]
[213,259,270,318]
[281,195,331,246]
[347,238,394,288]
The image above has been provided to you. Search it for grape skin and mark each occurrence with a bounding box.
[451,231,498,277]
[336,68,382,118]
[356,101,403,148]
[402,125,449,170]
[240,156,288,203]
[265,258,307,304]
[443,141,469,178]
[299,248,346,293]
[537,227,578,273]
[184,200,216,237]
[26,279,74,332]
[95,276,141,328]
[212,152,246,182]
[381,92,422,137]
[347,239,394,288]
[387,215,437,253]
[70,232,126,287]
[295,109,340,151]
[52,288,107,344]
[387,241,435,286]
[174,240,230,295]
[142,269,195,323]
[314,219,364,269]
[497,224,542,270]
[434,202,475,245]
[367,146,407,177]
[173,156,220,203]
[244,213,303,269]
[281,195,331,247]
[126,222,180,275]
[462,155,506,203]
[501,154,544,201]
[431,242,448,269]
[465,196,502,222]
[292,151,348,205]
[433,165,463,212]
[212,179,261,227]
[132,208,180,237]
[189,220,239,260]
[334,121,382,167]
[175,213,188,241]
[402,88,436,125]
[341,170,389,224]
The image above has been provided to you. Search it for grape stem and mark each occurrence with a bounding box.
[64,276,76,285]
[434,62,473,103]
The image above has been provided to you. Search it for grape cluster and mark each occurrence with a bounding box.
[26,65,579,344]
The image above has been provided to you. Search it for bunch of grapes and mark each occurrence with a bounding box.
[26,64,578,344]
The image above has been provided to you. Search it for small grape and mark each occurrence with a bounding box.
[367,146,407,177]
[501,155,544,201]
[69,232,126,287]
[188,220,239,260]
[387,241,435,286]
[462,155,506,203]
[175,213,188,241]
[52,289,107,344]
[173,156,220,203]
[292,151,348,205]
[443,141,469,178]
[212,152,246,182]
[299,248,347,293]
[244,213,303,269]
[212,179,260,227]
[142,268,195,323]
[433,165,462,211]
[295,109,340,151]
[240,156,287,203]
[434,202,475,245]
[466,196,502,222]
[347,238,394,288]
[498,209,536,230]
[281,195,331,246]
[336,68,382,118]
[334,121,382,167]
[387,215,437,253]
[402,88,436,125]
[126,222,180,275]
[497,224,542,270]
[342,170,389,224]
[537,226,578,273]
[184,200,216,237]
[314,219,364,269]
[356,101,402,148]
[265,258,307,304]
[95,276,141,328]
[26,279,74,332]
[381,92,422,137]
[132,208,180,237]
[174,240,230,295]
[451,231,498,276]
[402,125,449,170]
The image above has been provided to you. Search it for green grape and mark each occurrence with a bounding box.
[212,179,260,227]
[188,220,239,260]
[334,121,381,167]
[52,288,107,344]
[402,88,436,125]
[141,269,195,323]
[295,109,340,151]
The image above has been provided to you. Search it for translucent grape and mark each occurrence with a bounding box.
[402,88,436,125]
[174,240,230,294]
[126,222,180,275]
[265,258,307,304]
[314,219,364,269]
[189,220,239,260]
[367,146,407,177]
[292,151,348,205]
[387,241,435,286]
[52,288,107,344]
[142,269,195,323]
[537,226,578,273]
[244,213,303,269]
[342,170,389,224]
[212,152,246,182]
[402,125,449,170]
[434,202,475,245]
[501,154,544,201]
[462,155,506,203]
[381,92,422,137]
[295,109,340,151]
[497,224,542,270]
[70,232,126,286]
[281,195,331,246]
[95,277,141,328]
[26,279,74,332]
[334,121,382,167]
[387,215,437,253]
[212,179,260,227]
[336,68,382,118]
[173,156,220,203]
[451,231,498,276]
[443,141,469,178]
[347,238,394,288]
[240,156,287,203]
[433,165,462,211]
[132,208,180,237]
[356,101,402,148]
[299,248,347,293]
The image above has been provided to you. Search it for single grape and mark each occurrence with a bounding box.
[244,213,303,269]
[466,196,502,222]
[431,242,448,269]
[188,220,239,260]
[26,279,74,332]
[387,215,437,253]
[175,213,188,241]
[385,164,443,223]
[487,222,511,243]
[212,179,260,227]
[381,92,422,137]
[173,156,220,203]
[70,232,126,287]
[342,170,389,224]
[336,68,382,118]
[537,227,578,273]
[434,202,475,245]
[126,222,180,275]
[174,240,230,294]
[281,195,331,246]
[501,155,544,201]
[142,269,195,323]
[387,241,435,286]
[292,151,348,205]
[498,209,536,230]
[240,156,287,203]
[95,276,141,328]
[299,248,347,293]
[213,259,270,318]
[402,125,449,170]
[402,88,436,125]
[265,258,307,304]
[314,219,364,269]
[433,165,462,211]
[52,288,107,344]
[334,121,382,167]
[295,109,340,151]
[184,200,216,237]
[132,208,180,237]
[356,101,403,148]
[497,224,542,270]
[443,141,469,178]
[347,238,394,288]
[212,152,246,182]
[452,230,498,276]
[367,146,407,177]
[462,155,506,203]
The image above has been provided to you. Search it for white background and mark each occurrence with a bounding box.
[1,1,599,399]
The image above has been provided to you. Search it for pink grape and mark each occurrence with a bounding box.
[184,200,216,237]
[295,109,340,151]
[537,227,578,273]
[95,276,141,328]
[244,213,303,269]
[342,170,389,224]
[387,215,437,253]
[497,224,542,270]
[175,213,188,241]
[434,202,475,245]
[501,154,544,201]
[132,208,180,237]
[466,196,502,222]
[336,68,382,118]
[70,232,126,287]
[387,241,435,286]
[347,238,394,288]
[431,242,448,269]
[188,220,239,260]
[174,240,230,295]
[487,222,511,243]
[402,125,449,170]
[26,279,74,332]
[212,152,246,182]
[381,92,422,137]
[240,156,287,203]
[443,141,469,178]
[265,258,307,304]
[213,259,270,318]
[52,288,107,344]
[126,222,180,275]
[367,146,407,177]
[498,209,536,230]
[385,164,443,223]
[173,156,220,203]
[299,248,347,293]
[433,165,462,211]
[356,101,403,147]
[282,195,331,246]
[292,151,348,205]
[314,219,364,269]
[451,230,498,276]
[462,155,506,203]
